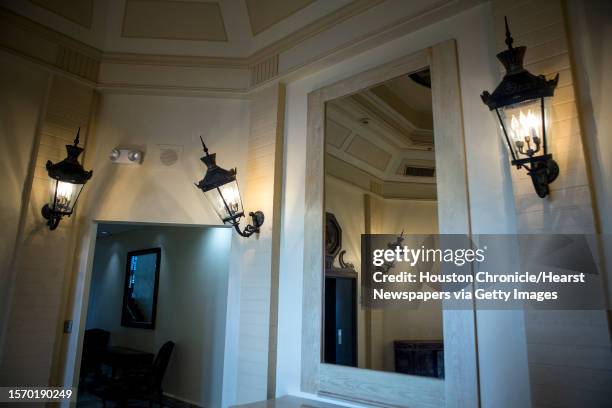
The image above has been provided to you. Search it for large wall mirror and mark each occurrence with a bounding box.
[121,248,161,329]
[323,68,444,377]
[302,42,478,408]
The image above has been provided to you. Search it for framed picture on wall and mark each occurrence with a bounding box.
[121,248,161,329]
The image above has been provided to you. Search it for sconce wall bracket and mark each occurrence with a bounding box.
[41,204,63,230]
[231,211,264,237]
[513,154,559,198]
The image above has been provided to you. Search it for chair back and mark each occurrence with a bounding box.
[83,328,111,352]
[151,341,175,389]
[81,329,110,378]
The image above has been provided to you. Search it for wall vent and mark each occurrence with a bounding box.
[404,166,435,177]
[250,54,279,86]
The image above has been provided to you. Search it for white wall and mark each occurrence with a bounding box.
[86,225,232,406]
[277,3,531,407]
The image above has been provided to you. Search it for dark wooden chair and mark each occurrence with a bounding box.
[80,329,111,383]
[98,341,175,407]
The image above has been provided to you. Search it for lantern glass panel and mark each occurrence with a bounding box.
[49,179,85,214]
[495,97,551,161]
[203,179,244,222]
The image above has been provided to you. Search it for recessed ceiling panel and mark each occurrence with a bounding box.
[29,0,93,28]
[346,134,391,172]
[326,118,351,148]
[246,0,315,35]
[122,0,228,41]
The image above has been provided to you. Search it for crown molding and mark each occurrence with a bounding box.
[100,51,247,68]
[326,154,437,200]
[95,82,249,99]
[0,0,480,97]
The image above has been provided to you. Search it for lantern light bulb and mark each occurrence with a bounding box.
[55,181,76,212]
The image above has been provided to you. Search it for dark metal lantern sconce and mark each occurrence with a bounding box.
[481,17,559,198]
[42,128,93,230]
[195,137,264,237]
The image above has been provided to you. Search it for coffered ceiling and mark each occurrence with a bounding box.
[1,0,365,58]
[122,0,228,41]
[325,71,437,200]
[245,0,315,35]
[29,0,94,28]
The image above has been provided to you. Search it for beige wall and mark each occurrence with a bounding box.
[566,0,612,301]
[490,1,612,407]
[325,175,441,372]
[86,225,232,407]
[60,92,252,400]
[80,93,250,225]
[0,53,95,386]
[1,1,609,406]
[0,51,49,374]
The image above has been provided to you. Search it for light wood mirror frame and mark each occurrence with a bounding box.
[301,40,479,408]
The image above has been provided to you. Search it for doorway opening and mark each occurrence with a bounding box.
[77,222,232,407]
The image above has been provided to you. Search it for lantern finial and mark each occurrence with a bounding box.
[504,16,514,50]
[200,135,209,156]
[74,127,81,146]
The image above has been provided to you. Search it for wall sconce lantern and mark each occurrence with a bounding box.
[42,128,93,230]
[481,17,559,198]
[195,137,264,237]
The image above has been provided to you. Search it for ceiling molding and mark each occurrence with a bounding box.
[326,154,437,200]
[0,0,480,97]
[100,51,247,68]
[95,82,249,99]
[353,90,434,147]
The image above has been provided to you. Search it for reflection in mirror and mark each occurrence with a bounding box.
[121,248,161,329]
[323,68,444,378]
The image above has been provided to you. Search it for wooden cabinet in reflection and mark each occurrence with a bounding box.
[393,340,444,378]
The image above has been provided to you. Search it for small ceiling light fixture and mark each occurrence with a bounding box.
[42,128,93,230]
[481,17,559,198]
[195,137,264,238]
